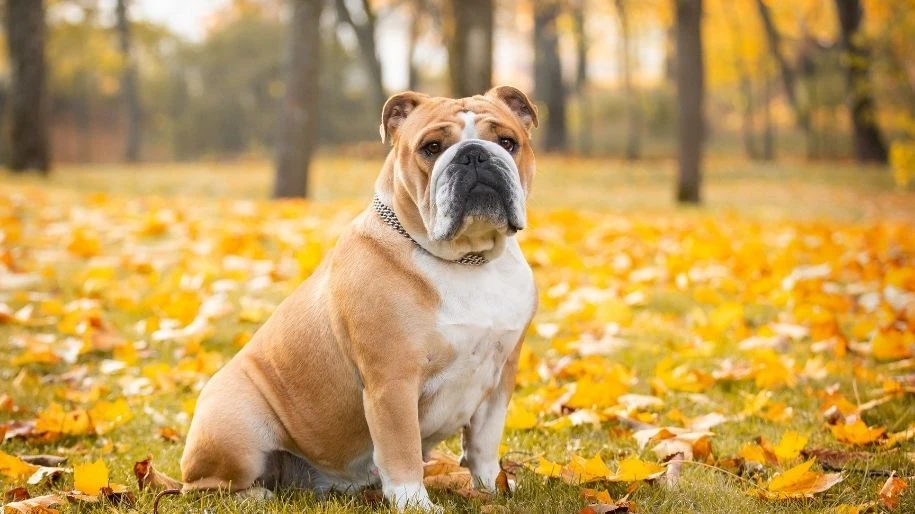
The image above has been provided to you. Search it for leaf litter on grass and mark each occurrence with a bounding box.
[1,186,915,512]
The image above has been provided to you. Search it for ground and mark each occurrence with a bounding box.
[1,156,914,513]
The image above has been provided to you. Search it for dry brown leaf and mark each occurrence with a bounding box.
[423,449,463,477]
[878,473,908,510]
[801,448,871,469]
[2,493,64,514]
[17,457,66,468]
[133,456,182,492]
[157,427,181,443]
[423,471,472,491]
[3,488,30,503]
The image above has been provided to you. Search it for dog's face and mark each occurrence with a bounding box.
[377,86,539,261]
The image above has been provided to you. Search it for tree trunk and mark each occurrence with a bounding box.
[615,0,641,160]
[407,0,424,90]
[722,0,757,160]
[534,1,566,152]
[572,0,591,155]
[335,0,386,116]
[4,0,51,173]
[75,72,93,163]
[835,0,888,163]
[445,0,493,97]
[274,0,323,199]
[676,0,704,204]
[762,59,775,161]
[0,87,6,162]
[754,0,812,143]
[116,0,141,162]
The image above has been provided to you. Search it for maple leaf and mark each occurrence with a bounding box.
[133,456,182,492]
[772,431,808,462]
[565,453,612,483]
[504,401,537,430]
[871,329,913,361]
[0,452,39,482]
[750,459,843,500]
[606,456,666,482]
[73,459,109,496]
[830,419,886,446]
[2,493,64,514]
[878,473,908,510]
[533,457,563,478]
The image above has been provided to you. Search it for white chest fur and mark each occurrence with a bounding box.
[413,239,535,447]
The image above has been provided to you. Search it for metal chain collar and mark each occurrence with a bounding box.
[372,195,488,266]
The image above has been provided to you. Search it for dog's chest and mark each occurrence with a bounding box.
[413,242,535,442]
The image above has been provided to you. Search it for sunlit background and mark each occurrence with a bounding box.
[1,0,912,186]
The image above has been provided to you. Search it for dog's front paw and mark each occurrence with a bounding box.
[470,460,502,493]
[385,483,442,512]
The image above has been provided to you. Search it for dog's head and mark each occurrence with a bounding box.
[375,86,538,262]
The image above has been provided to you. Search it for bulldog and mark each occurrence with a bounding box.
[179,86,539,511]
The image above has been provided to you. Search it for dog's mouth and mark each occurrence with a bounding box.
[432,171,525,241]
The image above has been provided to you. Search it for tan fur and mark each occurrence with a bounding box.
[180,87,538,509]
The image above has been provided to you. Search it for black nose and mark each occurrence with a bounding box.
[456,144,490,165]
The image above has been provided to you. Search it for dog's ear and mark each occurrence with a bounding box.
[380,91,429,145]
[486,86,539,133]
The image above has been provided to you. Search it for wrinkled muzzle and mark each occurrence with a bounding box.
[430,140,526,241]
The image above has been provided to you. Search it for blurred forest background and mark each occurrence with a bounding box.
[1,0,914,200]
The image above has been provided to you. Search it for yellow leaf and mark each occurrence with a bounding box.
[87,398,132,435]
[566,453,611,483]
[74,459,109,495]
[34,403,92,438]
[830,419,885,446]
[751,458,843,499]
[566,376,627,409]
[773,431,807,462]
[606,456,666,482]
[0,451,39,481]
[871,329,913,361]
[533,457,563,478]
[739,443,771,466]
[66,228,101,258]
[504,401,537,430]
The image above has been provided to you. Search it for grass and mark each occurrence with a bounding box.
[1,156,914,513]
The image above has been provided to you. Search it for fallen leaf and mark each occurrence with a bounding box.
[773,431,808,462]
[607,456,666,482]
[878,473,907,509]
[2,494,63,514]
[749,459,843,500]
[0,452,39,482]
[26,466,68,486]
[73,459,109,496]
[3,488,29,502]
[158,426,181,443]
[533,457,563,478]
[800,448,871,469]
[565,453,612,483]
[17,457,66,468]
[504,401,538,430]
[133,456,182,492]
[830,419,886,445]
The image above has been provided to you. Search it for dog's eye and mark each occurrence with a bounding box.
[499,137,517,153]
[422,141,442,157]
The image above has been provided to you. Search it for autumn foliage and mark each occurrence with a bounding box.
[1,182,914,512]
